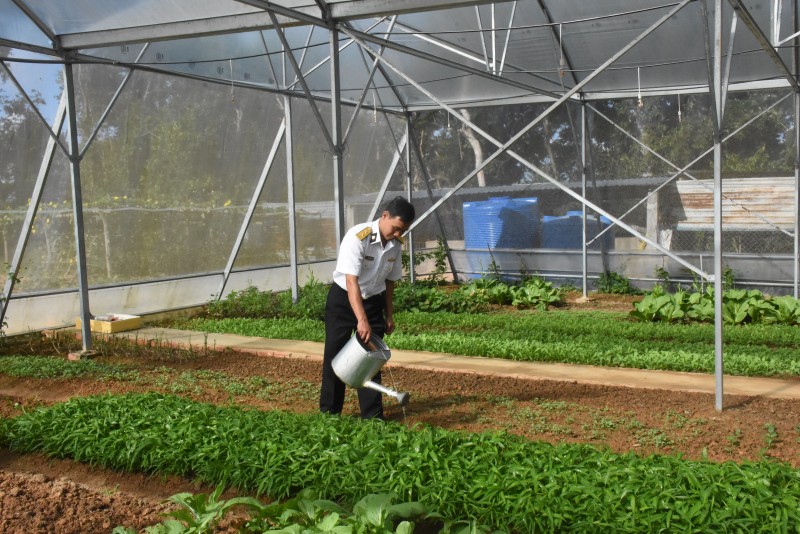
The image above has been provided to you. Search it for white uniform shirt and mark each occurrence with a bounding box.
[333,219,404,299]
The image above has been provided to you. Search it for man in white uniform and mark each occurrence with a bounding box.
[320,196,416,419]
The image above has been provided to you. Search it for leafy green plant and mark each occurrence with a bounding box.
[394,283,489,314]
[723,296,752,325]
[394,284,449,313]
[401,248,426,279]
[0,355,137,380]
[445,287,492,314]
[119,488,434,534]
[187,306,800,377]
[186,317,325,341]
[510,277,563,310]
[722,266,737,290]
[9,393,800,533]
[763,423,779,449]
[459,277,513,306]
[685,290,715,322]
[594,271,641,295]
[402,238,449,284]
[429,237,449,284]
[485,251,502,281]
[766,296,800,325]
[292,274,328,321]
[0,265,21,341]
[415,275,566,313]
[157,485,260,533]
[206,277,328,321]
[206,286,290,320]
[630,285,800,327]
[635,428,672,448]
[654,265,671,291]
[244,488,354,533]
[629,286,684,323]
[726,429,742,451]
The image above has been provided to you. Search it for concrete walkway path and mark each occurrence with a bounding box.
[116,327,800,400]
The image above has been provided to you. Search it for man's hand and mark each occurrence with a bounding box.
[385,317,395,335]
[346,274,371,343]
[357,318,372,343]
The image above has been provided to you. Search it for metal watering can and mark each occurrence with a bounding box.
[332,333,410,406]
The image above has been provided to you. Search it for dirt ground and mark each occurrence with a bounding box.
[1,293,799,533]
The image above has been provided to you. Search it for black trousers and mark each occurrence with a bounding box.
[320,283,386,419]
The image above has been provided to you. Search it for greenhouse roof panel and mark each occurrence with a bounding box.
[1,0,797,108]
[0,0,53,49]
[19,0,263,36]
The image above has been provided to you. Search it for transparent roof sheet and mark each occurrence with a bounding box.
[19,0,262,35]
[0,0,52,48]
[2,0,798,110]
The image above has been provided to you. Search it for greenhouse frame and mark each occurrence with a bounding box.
[3,0,800,409]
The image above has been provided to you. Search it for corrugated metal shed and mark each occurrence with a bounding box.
[676,177,796,230]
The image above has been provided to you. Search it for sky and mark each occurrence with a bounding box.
[1,0,63,123]
[1,53,63,125]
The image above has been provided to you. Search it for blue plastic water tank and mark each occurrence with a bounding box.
[541,211,615,249]
[463,197,539,250]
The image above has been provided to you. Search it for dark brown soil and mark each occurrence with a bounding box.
[2,294,800,533]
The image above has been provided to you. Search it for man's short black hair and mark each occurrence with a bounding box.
[384,195,416,224]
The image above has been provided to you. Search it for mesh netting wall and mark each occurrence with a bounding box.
[0,63,409,295]
[1,58,797,299]
[406,91,798,293]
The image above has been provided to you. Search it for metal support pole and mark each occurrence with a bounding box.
[289,26,316,88]
[80,44,149,158]
[726,0,799,91]
[498,1,517,76]
[347,24,560,99]
[795,92,799,299]
[64,61,93,352]
[0,60,70,157]
[368,133,408,222]
[286,96,299,302]
[405,116,415,285]
[216,119,286,300]
[407,120,458,281]
[287,17,388,93]
[267,11,337,155]
[330,26,345,245]
[712,0,725,412]
[794,0,800,299]
[474,6,491,71]
[581,103,588,297]
[773,0,783,44]
[491,4,497,74]
[343,17,398,147]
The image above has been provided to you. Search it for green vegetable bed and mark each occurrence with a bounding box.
[3,393,799,532]
[185,310,800,377]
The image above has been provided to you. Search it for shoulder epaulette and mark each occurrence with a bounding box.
[356,226,372,240]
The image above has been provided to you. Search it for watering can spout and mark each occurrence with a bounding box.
[364,380,410,406]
